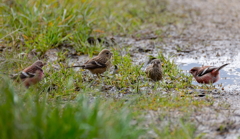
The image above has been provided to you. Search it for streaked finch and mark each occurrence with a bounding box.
[16,60,45,88]
[71,49,113,75]
[145,59,163,81]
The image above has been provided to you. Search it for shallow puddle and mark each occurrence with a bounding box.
[111,37,240,93]
[177,61,240,92]
[170,40,240,92]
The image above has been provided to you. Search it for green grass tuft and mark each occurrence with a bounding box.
[0,76,144,139]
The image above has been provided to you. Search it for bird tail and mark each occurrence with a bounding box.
[9,74,22,82]
[216,63,229,71]
[10,74,19,80]
[66,65,85,69]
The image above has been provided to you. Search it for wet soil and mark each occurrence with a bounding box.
[165,0,240,138]
[42,0,240,138]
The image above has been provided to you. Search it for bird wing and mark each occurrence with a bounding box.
[197,66,217,76]
[23,65,42,73]
[21,66,43,79]
[83,60,106,69]
[20,71,36,79]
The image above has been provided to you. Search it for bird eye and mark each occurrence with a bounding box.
[106,52,109,55]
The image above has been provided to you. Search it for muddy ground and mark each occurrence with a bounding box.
[106,0,240,138]
[43,0,240,138]
[165,0,240,138]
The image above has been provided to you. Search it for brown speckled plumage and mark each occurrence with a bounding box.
[72,49,113,75]
[145,59,163,81]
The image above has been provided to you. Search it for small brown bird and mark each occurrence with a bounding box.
[12,60,45,88]
[71,49,113,75]
[145,59,163,81]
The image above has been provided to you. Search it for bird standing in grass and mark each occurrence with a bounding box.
[189,63,229,84]
[145,59,163,81]
[16,60,45,88]
[71,49,113,75]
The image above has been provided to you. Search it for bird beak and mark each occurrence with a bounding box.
[153,62,158,67]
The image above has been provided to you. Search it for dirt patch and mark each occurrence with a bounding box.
[164,0,240,138]
[39,0,240,137]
